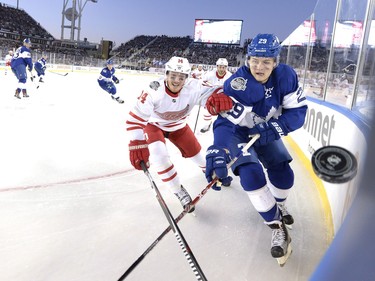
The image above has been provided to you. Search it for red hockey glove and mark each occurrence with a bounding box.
[128,140,150,170]
[206,92,233,115]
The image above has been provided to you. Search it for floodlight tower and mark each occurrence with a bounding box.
[60,0,98,42]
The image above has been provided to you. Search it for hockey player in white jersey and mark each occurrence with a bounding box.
[199,58,232,133]
[191,64,205,79]
[204,34,308,265]
[126,56,232,212]
[4,50,13,75]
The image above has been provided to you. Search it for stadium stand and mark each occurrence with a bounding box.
[0,3,245,70]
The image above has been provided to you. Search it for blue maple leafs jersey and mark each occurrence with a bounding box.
[215,64,307,142]
[11,46,33,70]
[35,58,47,70]
[97,67,118,85]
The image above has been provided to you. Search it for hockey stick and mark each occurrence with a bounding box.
[193,105,201,134]
[138,161,207,281]
[48,71,69,76]
[29,72,38,89]
[193,83,220,134]
[118,134,260,280]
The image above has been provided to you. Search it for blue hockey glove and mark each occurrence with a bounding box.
[218,175,233,188]
[206,145,232,191]
[248,119,288,146]
[114,77,120,84]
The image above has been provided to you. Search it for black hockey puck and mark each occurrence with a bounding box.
[311,146,357,184]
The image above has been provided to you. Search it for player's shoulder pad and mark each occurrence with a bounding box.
[149,80,160,91]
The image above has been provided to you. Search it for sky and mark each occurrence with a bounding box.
[0,0,317,47]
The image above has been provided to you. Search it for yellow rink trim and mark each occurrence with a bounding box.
[285,135,334,242]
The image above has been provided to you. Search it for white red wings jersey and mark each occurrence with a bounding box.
[126,77,219,140]
[5,54,13,63]
[202,69,232,87]
[191,68,205,79]
[5,54,12,66]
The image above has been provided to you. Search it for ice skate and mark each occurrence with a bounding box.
[200,121,212,133]
[112,96,124,104]
[14,90,21,99]
[267,220,292,267]
[22,89,29,98]
[277,202,294,229]
[174,185,195,213]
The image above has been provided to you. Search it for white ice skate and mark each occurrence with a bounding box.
[174,185,195,213]
[200,121,212,133]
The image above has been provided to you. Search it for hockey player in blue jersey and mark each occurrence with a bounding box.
[11,38,33,99]
[34,56,47,84]
[204,33,308,266]
[97,59,123,103]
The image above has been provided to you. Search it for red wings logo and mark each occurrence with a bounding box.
[154,105,190,120]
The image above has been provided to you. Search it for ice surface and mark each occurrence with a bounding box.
[0,70,329,281]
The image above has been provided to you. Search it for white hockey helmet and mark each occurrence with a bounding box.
[216,58,228,66]
[165,56,191,75]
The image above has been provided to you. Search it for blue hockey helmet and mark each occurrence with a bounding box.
[23,38,32,45]
[106,59,114,65]
[247,34,281,58]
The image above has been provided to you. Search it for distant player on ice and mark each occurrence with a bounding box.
[204,34,307,266]
[11,38,33,99]
[4,50,13,75]
[34,55,48,88]
[191,64,205,79]
[97,59,123,103]
[125,56,232,213]
[199,58,232,133]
